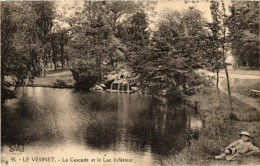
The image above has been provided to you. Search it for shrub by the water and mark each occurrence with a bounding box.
[53,79,68,88]
[1,87,16,101]
[71,69,101,90]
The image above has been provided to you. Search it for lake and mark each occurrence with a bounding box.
[1,87,202,165]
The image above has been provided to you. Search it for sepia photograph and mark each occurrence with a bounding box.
[1,1,260,165]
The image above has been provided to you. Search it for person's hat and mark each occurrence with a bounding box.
[239,131,251,137]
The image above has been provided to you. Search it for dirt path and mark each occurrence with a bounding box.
[219,77,260,112]
[198,69,260,112]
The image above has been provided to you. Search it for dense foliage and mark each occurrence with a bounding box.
[125,8,208,98]
[66,2,153,89]
[228,1,259,68]
[1,2,55,86]
[1,1,259,97]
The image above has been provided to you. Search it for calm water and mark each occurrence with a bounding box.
[2,87,202,165]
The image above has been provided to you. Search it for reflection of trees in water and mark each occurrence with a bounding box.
[81,94,119,149]
[2,89,199,157]
[82,93,150,150]
[81,95,195,156]
[83,114,118,149]
[1,96,62,146]
[126,99,192,156]
[74,92,118,113]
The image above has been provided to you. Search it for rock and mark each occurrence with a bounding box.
[199,84,205,88]
[178,85,184,91]
[192,86,199,92]
[131,87,139,92]
[90,84,103,91]
[110,71,117,74]
[185,84,190,89]
[99,83,106,88]
[161,89,167,96]
[185,88,195,95]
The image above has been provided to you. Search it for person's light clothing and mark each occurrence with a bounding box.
[215,139,260,161]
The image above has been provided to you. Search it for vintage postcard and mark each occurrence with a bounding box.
[1,1,259,165]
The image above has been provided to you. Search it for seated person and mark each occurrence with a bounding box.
[215,131,260,161]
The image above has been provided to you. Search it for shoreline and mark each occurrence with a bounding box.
[26,84,74,89]
[166,86,260,165]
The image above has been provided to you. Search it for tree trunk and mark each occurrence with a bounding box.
[66,60,69,69]
[222,43,233,112]
[14,85,19,94]
[246,60,249,67]
[223,61,233,112]
[216,69,222,108]
[216,69,219,90]
[43,48,46,77]
[60,44,64,70]
[222,2,233,112]
[1,73,5,84]
[61,61,64,70]
[53,62,57,70]
[14,79,22,94]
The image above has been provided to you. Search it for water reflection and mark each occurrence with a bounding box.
[2,87,202,165]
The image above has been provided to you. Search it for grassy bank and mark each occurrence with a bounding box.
[165,86,260,165]
[32,69,75,88]
[4,69,75,89]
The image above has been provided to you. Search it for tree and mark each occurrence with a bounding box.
[1,2,18,83]
[56,28,70,69]
[66,2,113,89]
[1,2,56,97]
[207,1,233,112]
[221,2,233,112]
[32,1,55,77]
[117,11,150,73]
[1,2,42,88]
[228,1,259,68]
[50,32,59,70]
[64,2,154,89]
[201,1,224,109]
[133,8,207,98]
[207,2,222,90]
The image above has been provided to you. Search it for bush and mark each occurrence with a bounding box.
[75,74,100,90]
[1,87,16,101]
[53,79,68,88]
[71,69,101,90]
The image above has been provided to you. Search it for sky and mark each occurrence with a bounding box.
[55,1,232,29]
[153,1,231,27]
[155,1,213,20]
